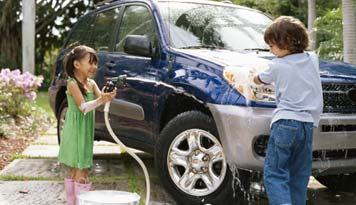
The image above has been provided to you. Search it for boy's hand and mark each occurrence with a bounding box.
[248,69,262,85]
[250,71,263,85]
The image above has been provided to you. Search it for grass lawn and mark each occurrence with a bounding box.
[36,91,54,118]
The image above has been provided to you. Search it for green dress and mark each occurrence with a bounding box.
[58,78,95,169]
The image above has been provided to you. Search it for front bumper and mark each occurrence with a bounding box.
[208,104,356,175]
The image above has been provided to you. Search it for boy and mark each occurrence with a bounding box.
[252,16,323,205]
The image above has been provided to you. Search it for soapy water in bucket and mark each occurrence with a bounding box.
[77,190,140,205]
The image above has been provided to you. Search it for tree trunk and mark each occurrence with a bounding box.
[308,0,316,50]
[342,0,356,64]
[0,0,21,68]
[22,0,36,74]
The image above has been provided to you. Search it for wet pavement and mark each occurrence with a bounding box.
[0,127,175,205]
[0,127,356,204]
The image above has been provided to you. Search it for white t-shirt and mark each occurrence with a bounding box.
[258,52,323,127]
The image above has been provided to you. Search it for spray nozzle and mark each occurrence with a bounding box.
[103,75,127,92]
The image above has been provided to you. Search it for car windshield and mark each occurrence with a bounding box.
[158,2,272,51]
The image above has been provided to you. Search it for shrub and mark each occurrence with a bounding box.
[315,8,343,61]
[0,68,53,138]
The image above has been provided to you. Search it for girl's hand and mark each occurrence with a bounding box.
[101,88,117,103]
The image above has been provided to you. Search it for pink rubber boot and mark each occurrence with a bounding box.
[74,181,92,205]
[64,178,75,205]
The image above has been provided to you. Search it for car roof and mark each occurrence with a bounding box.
[160,0,268,15]
[158,0,243,8]
[86,0,272,27]
[96,0,262,13]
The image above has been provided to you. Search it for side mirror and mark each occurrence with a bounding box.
[123,35,152,57]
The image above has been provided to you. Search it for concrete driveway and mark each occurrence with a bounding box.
[0,127,356,205]
[0,127,174,205]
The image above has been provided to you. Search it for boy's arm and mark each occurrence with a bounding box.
[252,73,269,85]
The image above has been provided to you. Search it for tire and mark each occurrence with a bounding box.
[155,111,238,205]
[316,173,356,192]
[57,100,68,144]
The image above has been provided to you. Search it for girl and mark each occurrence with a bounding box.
[58,45,116,205]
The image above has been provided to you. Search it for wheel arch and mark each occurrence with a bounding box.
[159,93,216,133]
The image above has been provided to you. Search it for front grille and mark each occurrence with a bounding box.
[321,124,356,132]
[322,83,356,113]
[253,135,356,161]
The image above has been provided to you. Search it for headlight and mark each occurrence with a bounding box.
[223,66,275,103]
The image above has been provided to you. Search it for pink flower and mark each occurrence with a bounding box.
[0,68,43,101]
[25,91,37,101]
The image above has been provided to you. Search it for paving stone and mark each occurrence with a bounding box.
[22,143,146,158]
[130,158,157,177]
[21,144,125,158]
[94,140,119,146]
[22,145,59,158]
[0,125,176,204]
[0,181,65,205]
[0,159,128,179]
[0,180,174,205]
[137,177,176,205]
[34,135,58,145]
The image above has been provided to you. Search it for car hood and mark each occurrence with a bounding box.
[319,59,356,80]
[176,49,356,80]
[177,49,271,71]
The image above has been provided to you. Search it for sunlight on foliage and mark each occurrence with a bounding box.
[315,8,343,61]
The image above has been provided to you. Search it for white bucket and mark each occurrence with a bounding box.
[77,190,140,205]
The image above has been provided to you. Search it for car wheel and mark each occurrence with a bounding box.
[57,100,68,144]
[316,173,356,192]
[155,111,237,205]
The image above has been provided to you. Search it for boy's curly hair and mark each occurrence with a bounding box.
[264,16,309,53]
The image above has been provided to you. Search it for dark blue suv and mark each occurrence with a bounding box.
[49,0,356,204]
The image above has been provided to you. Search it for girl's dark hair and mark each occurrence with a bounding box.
[264,16,309,54]
[63,45,98,96]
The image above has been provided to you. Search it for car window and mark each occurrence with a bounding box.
[116,5,157,52]
[91,7,121,51]
[158,2,272,51]
[66,13,96,48]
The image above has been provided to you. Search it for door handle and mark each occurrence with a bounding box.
[105,62,116,69]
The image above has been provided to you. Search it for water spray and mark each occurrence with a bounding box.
[77,75,150,205]
[105,75,150,205]
[77,75,205,204]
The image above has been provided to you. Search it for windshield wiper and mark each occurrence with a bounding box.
[179,45,220,49]
[243,48,270,52]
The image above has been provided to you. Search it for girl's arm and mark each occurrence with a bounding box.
[67,81,116,114]
[92,79,117,102]
[92,79,102,98]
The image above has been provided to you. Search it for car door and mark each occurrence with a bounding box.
[96,3,162,148]
[84,6,123,134]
